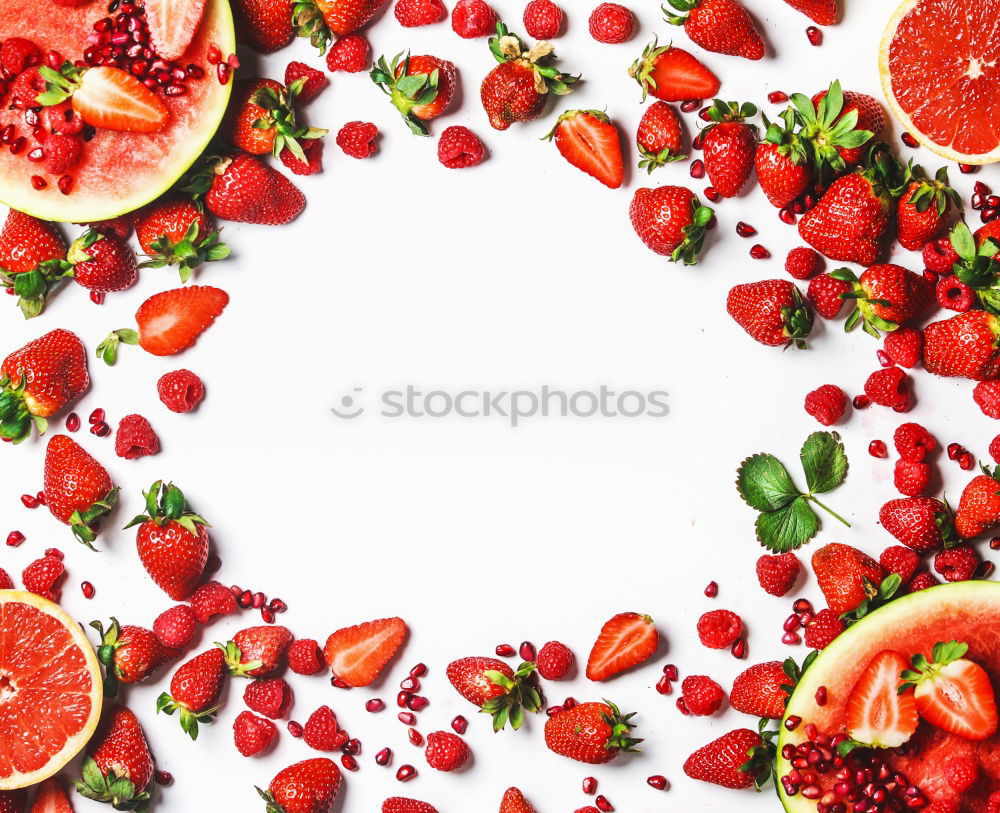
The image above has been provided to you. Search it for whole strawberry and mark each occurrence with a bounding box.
[812,542,884,616]
[499,788,536,813]
[831,264,935,337]
[0,209,71,317]
[955,467,1000,539]
[729,661,790,718]
[683,728,767,788]
[1,328,88,441]
[158,647,254,739]
[726,279,813,348]
[92,618,180,697]
[233,0,294,52]
[446,657,542,730]
[229,625,294,677]
[370,53,458,135]
[664,0,765,59]
[543,701,640,764]
[44,434,118,548]
[257,758,342,813]
[424,730,470,771]
[896,166,960,251]
[383,799,438,813]
[77,705,154,810]
[754,112,812,209]
[783,0,836,24]
[68,230,138,294]
[125,481,209,601]
[629,185,713,263]
[229,78,327,160]
[880,497,954,552]
[135,196,230,283]
[480,22,576,131]
[188,154,306,225]
[701,100,757,198]
[293,0,389,51]
[923,311,1000,380]
[636,101,684,173]
[794,81,881,174]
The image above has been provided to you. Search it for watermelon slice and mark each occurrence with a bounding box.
[0,0,234,223]
[778,581,1000,812]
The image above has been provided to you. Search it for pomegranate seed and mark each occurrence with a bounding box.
[779,207,796,224]
[57,175,74,195]
[697,105,713,121]
[868,440,888,458]
[269,597,287,613]
[680,99,700,113]
[407,695,429,711]
[65,413,80,432]
[251,591,266,609]
[991,537,1000,550]
[663,664,678,681]
[692,131,703,150]
[947,442,964,460]
[400,676,419,692]
[206,43,221,63]
[960,452,975,470]
[90,291,105,304]
[783,613,801,632]
[88,408,104,424]
[959,163,979,174]
[396,765,416,782]
[876,349,893,367]
[260,607,275,623]
[989,195,1000,208]
[767,90,788,103]
[340,754,358,771]
[973,193,986,210]
[655,674,672,695]
[854,394,872,409]
[689,159,704,179]
[781,631,801,645]
[26,147,45,162]
[376,747,392,766]
[0,124,14,144]
[21,494,38,508]
[205,554,221,573]
[91,421,111,437]
[750,244,770,259]
[901,132,918,148]
[736,221,757,237]
[731,638,747,659]
[806,26,822,45]
[398,712,416,726]
[10,137,26,155]
[676,697,690,715]
[495,643,515,657]
[785,715,802,731]
[562,697,577,709]
[397,691,411,708]
[595,795,613,812]
[45,548,63,560]
[366,699,385,713]
[451,715,467,734]
[582,777,597,794]
[407,728,423,746]
[216,63,230,84]
[545,705,563,716]
[519,641,536,661]
[704,580,718,597]
[229,584,243,596]
[154,770,173,786]
[238,589,252,608]
[704,186,720,202]
[984,208,1000,223]
[287,721,303,737]
[6,531,25,547]
[30,176,47,190]
[410,663,427,677]
[978,561,996,579]
[331,678,349,690]
[647,775,668,790]
[792,198,806,214]
[81,581,95,599]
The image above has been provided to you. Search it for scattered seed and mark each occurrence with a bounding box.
[376,747,392,766]
[647,775,669,790]
[495,643,515,657]
[806,26,822,45]
[703,580,718,597]
[869,440,888,458]
[689,159,704,179]
[735,221,757,238]
[396,764,416,782]
[287,721,303,737]
[767,90,788,104]
[398,712,416,726]
[407,728,423,747]
[366,699,385,713]
[750,244,770,259]
[583,777,597,795]
[451,715,467,734]
[81,581,95,599]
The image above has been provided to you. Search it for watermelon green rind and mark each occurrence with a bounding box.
[777,580,1000,812]
[0,0,235,223]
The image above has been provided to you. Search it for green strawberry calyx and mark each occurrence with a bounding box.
[699,99,758,139]
[0,372,50,443]
[76,755,152,813]
[291,0,333,54]
[628,37,673,103]
[89,617,131,699]
[218,640,265,679]
[789,80,874,174]
[370,52,442,137]
[950,221,1000,313]
[481,660,543,732]
[69,486,119,550]
[96,329,139,366]
[489,22,576,97]
[0,256,73,319]
[830,267,897,338]
[895,162,961,217]
[779,285,814,349]
[248,79,327,160]
[598,698,643,754]
[900,640,970,690]
[671,200,714,266]
[139,216,231,284]
[156,690,220,741]
[123,480,210,534]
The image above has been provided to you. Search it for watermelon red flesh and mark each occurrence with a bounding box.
[778,582,1000,812]
[0,0,234,223]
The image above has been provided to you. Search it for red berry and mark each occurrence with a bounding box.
[114,413,160,459]
[523,0,563,38]
[934,545,979,582]
[785,246,823,280]
[894,459,931,497]
[244,678,293,719]
[803,608,843,649]
[893,422,937,462]
[424,730,470,771]
[288,639,324,675]
[536,640,574,680]
[153,604,198,649]
[451,0,498,37]
[974,380,1000,419]
[157,370,205,413]
[755,552,800,597]
[22,555,65,600]
[936,275,975,311]
[806,273,851,319]
[922,237,959,274]
[395,0,446,26]
[189,580,237,623]
[990,435,1000,464]
[803,384,847,426]
[233,710,277,757]
[908,570,939,592]
[588,3,635,43]
[326,35,370,73]
[284,61,328,104]
[883,327,922,368]
[879,545,919,585]
[336,121,378,159]
[680,675,725,716]
[864,367,911,410]
[696,609,743,649]
[437,125,487,169]
[303,705,341,751]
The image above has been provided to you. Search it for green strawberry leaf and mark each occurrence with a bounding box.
[737,454,801,512]
[755,495,819,552]
[800,431,848,494]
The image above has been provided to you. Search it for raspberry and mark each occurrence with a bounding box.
[803,384,847,426]
[0,38,41,78]
[114,414,160,460]
[284,61,328,104]
[280,138,324,176]
[936,275,975,311]
[536,640,574,680]
[944,756,979,793]
[974,380,1000,419]
[153,604,198,649]
[244,677,293,719]
[288,638,324,675]
[450,0,498,37]
[0,568,13,590]
[934,545,979,582]
[680,675,725,716]
[233,710,278,757]
[189,580,237,623]
[893,422,937,462]
[22,555,65,601]
[523,0,563,39]
[991,435,1000,464]
[755,552,800,597]
[879,545,919,585]
[395,0,446,26]
[437,125,487,169]
[43,134,84,175]
[894,459,931,497]
[336,121,378,159]
[424,730,470,771]
[11,67,47,109]
[908,570,939,592]
[784,246,823,280]
[803,608,844,650]
[806,273,850,319]
[696,609,743,649]
[864,367,911,410]
[988,791,1000,813]
[325,34,370,73]
[922,236,959,274]
[157,369,205,413]
[303,705,341,751]
[883,327,922,368]
[588,3,635,43]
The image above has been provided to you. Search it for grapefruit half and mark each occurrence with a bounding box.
[0,590,103,790]
[879,0,1000,165]
[778,581,1000,812]
[0,0,235,222]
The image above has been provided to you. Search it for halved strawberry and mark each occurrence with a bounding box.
[144,0,208,60]
[586,612,658,681]
[545,109,624,189]
[323,617,407,687]
[901,640,999,741]
[845,650,917,748]
[134,286,229,356]
[39,65,169,133]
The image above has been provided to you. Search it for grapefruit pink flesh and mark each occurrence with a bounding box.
[880,0,1000,164]
[0,590,103,790]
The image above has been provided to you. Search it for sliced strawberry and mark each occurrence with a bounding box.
[323,617,407,687]
[586,612,658,681]
[135,285,229,356]
[144,0,208,60]
[70,66,170,133]
[29,777,73,813]
[902,641,999,741]
[547,110,624,189]
[846,650,918,748]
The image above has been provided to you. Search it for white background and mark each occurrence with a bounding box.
[2,0,1000,810]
